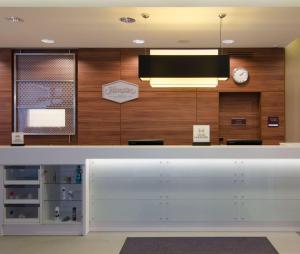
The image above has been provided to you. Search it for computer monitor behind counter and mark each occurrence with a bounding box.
[226,139,262,145]
[128,139,164,145]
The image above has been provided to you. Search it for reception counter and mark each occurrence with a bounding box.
[0,145,300,164]
[1,145,300,235]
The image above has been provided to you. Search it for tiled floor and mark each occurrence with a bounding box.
[0,232,300,254]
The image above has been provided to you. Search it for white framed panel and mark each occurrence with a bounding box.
[27,109,66,128]
[14,53,76,135]
[240,199,300,222]
[167,199,238,222]
[91,199,164,223]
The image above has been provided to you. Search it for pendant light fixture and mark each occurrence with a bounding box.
[138,13,230,88]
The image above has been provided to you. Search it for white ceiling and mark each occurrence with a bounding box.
[0,7,299,48]
[1,0,300,7]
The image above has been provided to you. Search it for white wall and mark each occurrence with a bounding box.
[285,38,300,142]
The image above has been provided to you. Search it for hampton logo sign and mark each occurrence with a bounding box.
[102,80,139,103]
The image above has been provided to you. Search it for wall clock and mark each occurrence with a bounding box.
[233,67,249,85]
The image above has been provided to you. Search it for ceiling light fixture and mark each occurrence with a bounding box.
[5,16,24,23]
[138,14,230,88]
[222,39,235,44]
[177,40,190,44]
[41,39,55,44]
[141,13,150,19]
[133,39,145,44]
[120,17,136,24]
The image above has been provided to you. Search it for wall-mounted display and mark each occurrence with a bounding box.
[14,53,76,135]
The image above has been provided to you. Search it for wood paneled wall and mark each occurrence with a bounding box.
[0,48,285,145]
[0,49,12,145]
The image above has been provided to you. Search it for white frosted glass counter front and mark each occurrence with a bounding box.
[88,158,300,231]
[1,145,300,233]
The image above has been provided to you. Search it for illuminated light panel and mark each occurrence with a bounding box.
[27,109,66,127]
[140,77,151,81]
[150,49,218,56]
[147,49,225,87]
[149,78,226,88]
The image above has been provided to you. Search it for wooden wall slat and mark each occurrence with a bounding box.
[78,49,121,92]
[261,91,285,145]
[24,136,72,145]
[0,50,12,145]
[196,92,219,145]
[77,91,121,145]
[219,48,285,92]
[120,91,196,145]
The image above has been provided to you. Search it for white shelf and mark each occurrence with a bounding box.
[4,180,40,185]
[4,199,40,205]
[43,220,81,225]
[5,218,40,224]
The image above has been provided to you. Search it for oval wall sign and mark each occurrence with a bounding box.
[102,80,139,103]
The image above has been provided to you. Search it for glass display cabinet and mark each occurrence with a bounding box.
[42,165,83,224]
[1,164,86,235]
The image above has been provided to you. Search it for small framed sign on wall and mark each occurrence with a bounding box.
[268,116,280,127]
[193,125,211,146]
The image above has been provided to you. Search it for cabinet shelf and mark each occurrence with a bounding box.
[4,199,40,205]
[5,218,40,224]
[44,200,82,202]
[4,180,40,185]
[43,220,81,225]
[44,183,81,185]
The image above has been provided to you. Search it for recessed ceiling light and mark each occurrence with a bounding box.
[177,40,190,44]
[5,16,24,23]
[133,39,145,44]
[41,39,55,44]
[222,39,235,44]
[120,17,136,24]
[141,13,150,19]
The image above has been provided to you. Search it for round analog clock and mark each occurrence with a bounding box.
[233,67,249,84]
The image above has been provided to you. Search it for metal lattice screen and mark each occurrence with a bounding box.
[14,53,76,135]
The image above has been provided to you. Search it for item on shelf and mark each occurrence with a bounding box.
[75,166,82,184]
[9,209,14,217]
[67,190,74,200]
[53,171,57,183]
[62,216,71,222]
[27,193,33,199]
[9,191,16,199]
[54,206,60,221]
[61,187,67,200]
[65,176,72,184]
[18,214,26,219]
[72,207,77,221]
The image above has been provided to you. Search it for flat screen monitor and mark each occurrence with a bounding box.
[128,139,164,145]
[226,139,262,145]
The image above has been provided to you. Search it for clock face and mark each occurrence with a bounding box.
[233,67,249,84]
